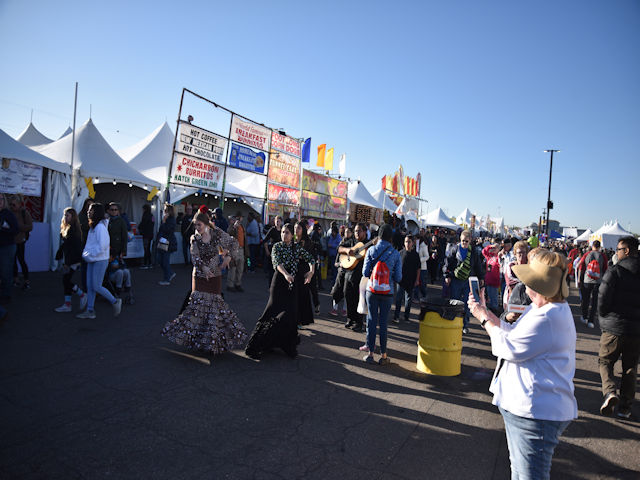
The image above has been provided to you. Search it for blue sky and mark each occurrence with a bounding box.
[1,0,638,232]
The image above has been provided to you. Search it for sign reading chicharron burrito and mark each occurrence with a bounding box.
[170,153,224,190]
[177,121,227,164]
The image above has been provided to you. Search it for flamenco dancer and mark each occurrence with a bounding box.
[162,209,248,355]
[245,223,315,360]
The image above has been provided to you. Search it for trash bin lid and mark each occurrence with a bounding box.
[420,296,466,321]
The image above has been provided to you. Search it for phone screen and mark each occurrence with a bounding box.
[469,276,480,302]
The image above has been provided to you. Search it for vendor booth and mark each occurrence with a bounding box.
[1,128,71,271]
[347,180,383,225]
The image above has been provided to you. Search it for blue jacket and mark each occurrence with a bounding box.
[363,240,402,284]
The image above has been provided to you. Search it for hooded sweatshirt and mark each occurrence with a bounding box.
[83,219,110,262]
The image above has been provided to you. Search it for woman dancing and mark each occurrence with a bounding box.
[162,210,247,355]
[295,221,317,325]
[245,223,315,359]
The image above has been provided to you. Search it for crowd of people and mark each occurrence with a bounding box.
[0,196,638,479]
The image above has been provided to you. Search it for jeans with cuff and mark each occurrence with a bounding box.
[450,277,471,327]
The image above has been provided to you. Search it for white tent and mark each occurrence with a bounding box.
[574,228,592,243]
[347,180,383,209]
[120,122,174,186]
[16,122,53,147]
[600,222,633,250]
[423,207,460,229]
[58,126,73,139]
[1,128,71,271]
[371,188,396,212]
[395,197,419,217]
[456,207,473,226]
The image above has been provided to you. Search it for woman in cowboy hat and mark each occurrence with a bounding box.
[468,250,577,480]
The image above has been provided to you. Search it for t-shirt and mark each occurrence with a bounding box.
[263,226,281,253]
[399,248,421,291]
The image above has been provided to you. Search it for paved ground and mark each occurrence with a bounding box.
[1,264,639,479]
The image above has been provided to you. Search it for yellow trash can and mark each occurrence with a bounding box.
[416,300,464,376]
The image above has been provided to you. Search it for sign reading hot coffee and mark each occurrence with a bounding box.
[230,115,271,152]
[177,121,227,164]
[170,153,224,190]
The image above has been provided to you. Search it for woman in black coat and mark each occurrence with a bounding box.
[138,204,155,269]
[54,208,87,313]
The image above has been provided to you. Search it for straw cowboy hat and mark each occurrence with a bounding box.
[512,257,569,299]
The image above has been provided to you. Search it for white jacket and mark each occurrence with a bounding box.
[83,220,110,262]
[418,241,429,271]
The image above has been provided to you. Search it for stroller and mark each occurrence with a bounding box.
[105,257,136,305]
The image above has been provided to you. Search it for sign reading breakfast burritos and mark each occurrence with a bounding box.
[230,115,271,152]
[228,142,267,174]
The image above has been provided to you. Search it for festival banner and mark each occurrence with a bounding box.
[230,115,271,151]
[268,150,300,188]
[228,142,267,174]
[302,170,348,198]
[301,191,326,217]
[325,195,347,220]
[267,184,300,205]
[170,153,224,191]
[176,121,227,164]
[0,158,43,196]
[271,131,301,157]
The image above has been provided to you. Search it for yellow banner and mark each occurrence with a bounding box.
[325,148,334,171]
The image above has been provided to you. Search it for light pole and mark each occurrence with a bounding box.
[543,149,560,239]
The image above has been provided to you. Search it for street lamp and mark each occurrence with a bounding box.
[543,149,560,239]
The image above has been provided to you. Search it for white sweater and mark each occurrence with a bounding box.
[82,220,110,262]
[418,241,429,271]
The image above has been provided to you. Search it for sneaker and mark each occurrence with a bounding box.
[392,317,400,324]
[363,355,375,364]
[76,310,96,319]
[169,272,177,282]
[579,316,588,325]
[616,406,632,420]
[329,309,339,317]
[587,322,595,328]
[462,327,469,335]
[378,357,391,366]
[314,305,320,314]
[112,298,122,317]
[54,303,72,313]
[358,344,370,352]
[158,281,170,286]
[340,309,347,316]
[79,293,88,310]
[344,320,355,328]
[600,393,619,416]
[352,325,364,333]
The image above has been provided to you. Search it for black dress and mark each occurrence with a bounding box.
[296,239,315,326]
[245,241,314,359]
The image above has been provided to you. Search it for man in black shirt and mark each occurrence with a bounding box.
[180,203,195,264]
[337,223,368,332]
[394,235,421,323]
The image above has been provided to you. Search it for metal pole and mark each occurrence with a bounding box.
[544,149,559,239]
[166,88,185,203]
[69,82,78,203]
[219,115,235,210]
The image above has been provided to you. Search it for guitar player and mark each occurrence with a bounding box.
[336,223,369,332]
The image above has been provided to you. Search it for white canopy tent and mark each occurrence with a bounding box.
[422,207,459,229]
[16,122,53,147]
[599,222,633,250]
[120,122,175,186]
[58,127,73,140]
[574,228,592,243]
[347,180,383,209]
[371,188,396,212]
[1,128,71,270]
[456,207,473,226]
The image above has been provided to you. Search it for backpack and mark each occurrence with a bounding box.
[586,258,601,280]
[367,246,392,294]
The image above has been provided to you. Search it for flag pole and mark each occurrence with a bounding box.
[69,82,78,203]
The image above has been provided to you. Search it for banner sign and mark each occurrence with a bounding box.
[177,122,227,164]
[302,170,347,198]
[271,131,301,158]
[325,196,347,219]
[267,184,299,205]
[301,191,325,217]
[0,158,43,196]
[229,142,267,174]
[230,115,271,151]
[170,153,224,190]
[268,150,300,188]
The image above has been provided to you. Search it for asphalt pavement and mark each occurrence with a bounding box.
[1,264,638,479]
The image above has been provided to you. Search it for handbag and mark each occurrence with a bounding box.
[157,237,169,252]
[357,276,369,315]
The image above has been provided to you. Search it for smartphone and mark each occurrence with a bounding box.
[469,276,481,302]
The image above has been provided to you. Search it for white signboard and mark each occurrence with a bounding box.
[170,153,224,191]
[177,122,227,164]
[0,158,43,196]
[230,115,271,152]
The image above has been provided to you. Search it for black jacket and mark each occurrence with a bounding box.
[56,224,82,266]
[443,244,485,282]
[138,211,154,239]
[598,256,640,337]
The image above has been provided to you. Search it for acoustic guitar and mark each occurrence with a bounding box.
[339,237,378,270]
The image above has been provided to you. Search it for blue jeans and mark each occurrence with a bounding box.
[486,285,499,310]
[394,284,412,320]
[412,269,428,299]
[366,292,393,354]
[158,250,174,281]
[86,260,116,311]
[500,407,570,480]
[0,244,16,298]
[450,277,471,327]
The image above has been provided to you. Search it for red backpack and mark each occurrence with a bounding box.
[367,246,392,294]
[586,258,601,280]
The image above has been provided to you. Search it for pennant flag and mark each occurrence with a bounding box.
[317,144,326,168]
[325,148,334,171]
[416,172,421,197]
[302,138,311,163]
[392,173,398,193]
[339,153,346,175]
[381,175,387,191]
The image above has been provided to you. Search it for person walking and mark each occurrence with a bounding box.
[578,240,608,328]
[245,212,260,272]
[9,195,32,290]
[180,203,195,265]
[138,204,154,269]
[393,235,420,324]
[76,203,122,319]
[0,193,19,305]
[295,221,318,324]
[468,250,577,479]
[597,236,640,419]
[78,198,94,290]
[162,210,247,355]
[415,233,430,300]
[226,212,247,292]
[54,208,87,312]
[157,203,178,286]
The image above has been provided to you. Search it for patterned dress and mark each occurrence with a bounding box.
[162,227,248,354]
